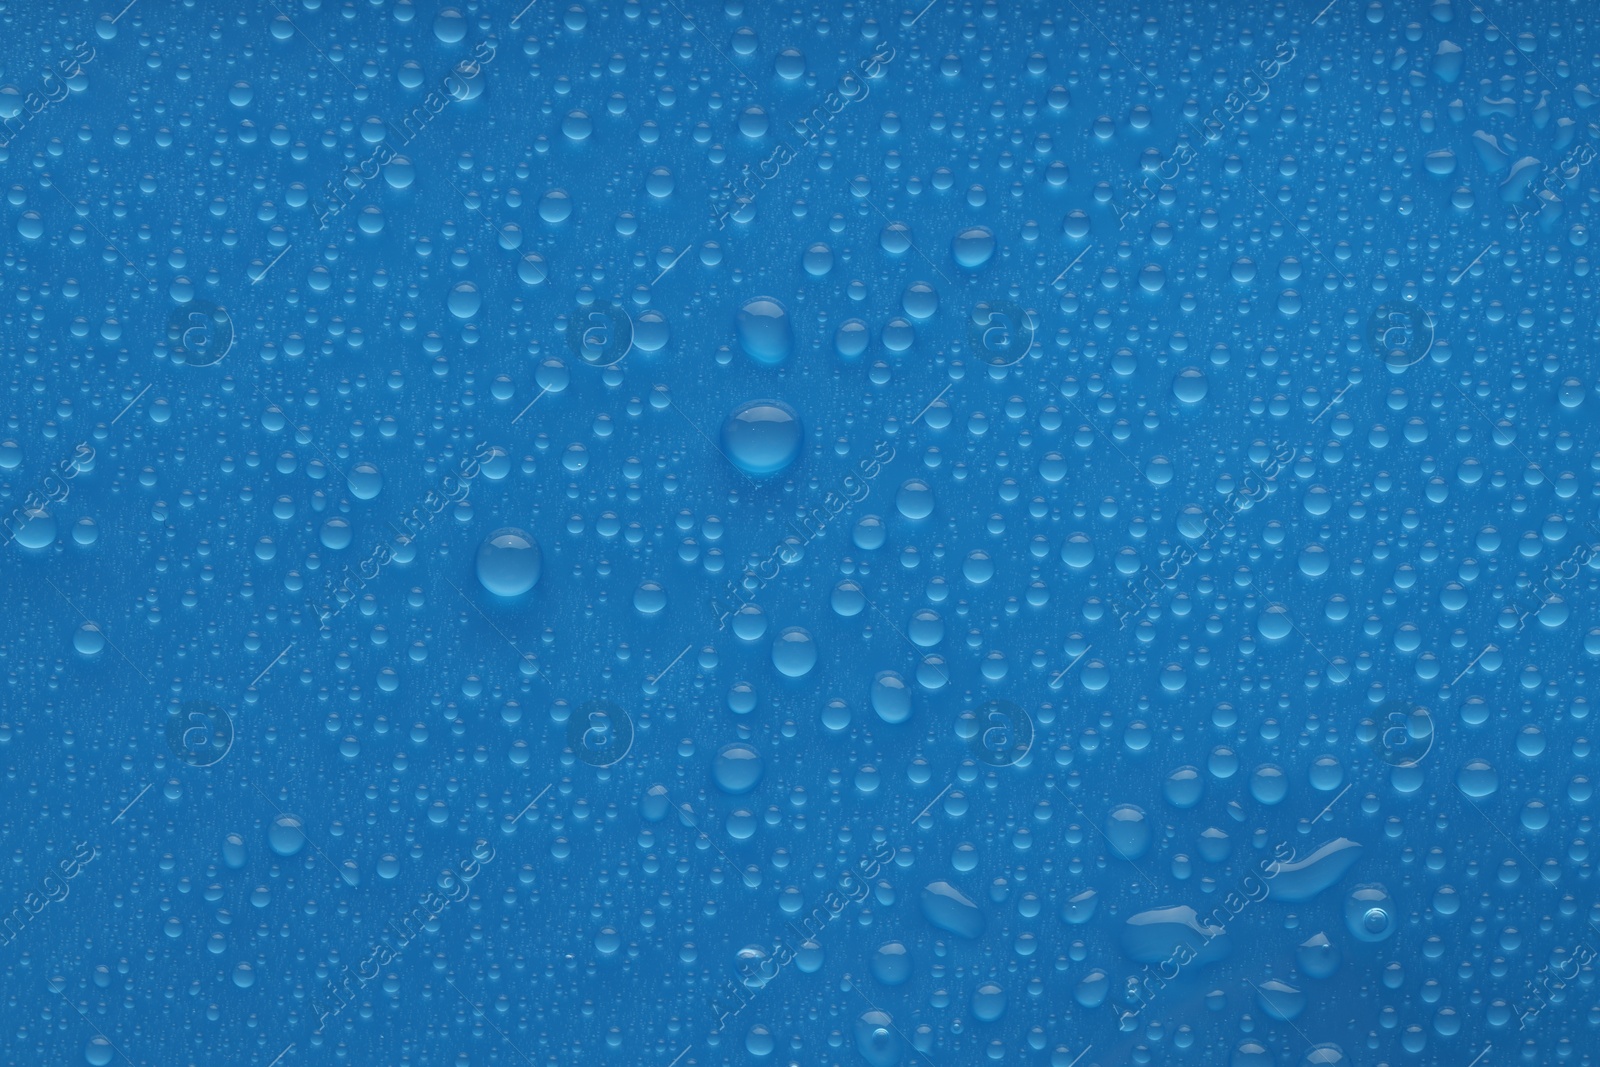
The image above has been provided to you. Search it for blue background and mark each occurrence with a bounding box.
[0,1,1596,1065]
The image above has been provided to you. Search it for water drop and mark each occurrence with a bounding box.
[771,627,817,678]
[736,297,793,365]
[476,528,542,596]
[952,226,995,268]
[712,743,763,795]
[721,400,802,476]
[267,814,306,856]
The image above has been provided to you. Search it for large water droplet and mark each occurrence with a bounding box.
[712,743,763,794]
[1268,838,1364,902]
[952,226,995,268]
[853,1011,903,1067]
[736,297,793,365]
[920,880,984,938]
[771,627,817,678]
[267,814,306,856]
[1345,884,1396,941]
[1457,758,1499,796]
[870,942,911,986]
[476,528,542,596]
[871,671,913,723]
[721,400,802,476]
[13,507,56,549]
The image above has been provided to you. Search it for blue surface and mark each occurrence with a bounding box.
[1,1,1598,1065]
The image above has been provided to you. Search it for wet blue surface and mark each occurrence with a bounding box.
[2,1,1599,1065]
